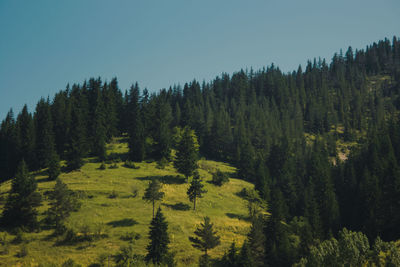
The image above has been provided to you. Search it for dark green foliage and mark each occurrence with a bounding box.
[1,160,41,230]
[66,103,87,170]
[143,179,165,218]
[187,172,207,210]
[211,170,229,186]
[174,126,199,179]
[189,216,220,256]
[145,208,174,266]
[127,84,146,162]
[34,98,56,169]
[47,152,61,180]
[47,178,80,234]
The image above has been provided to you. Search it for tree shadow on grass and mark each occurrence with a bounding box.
[106,218,138,228]
[226,213,250,221]
[162,202,191,211]
[136,175,186,185]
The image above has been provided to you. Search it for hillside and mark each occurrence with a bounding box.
[0,139,255,266]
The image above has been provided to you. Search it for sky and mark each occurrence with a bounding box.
[0,0,399,120]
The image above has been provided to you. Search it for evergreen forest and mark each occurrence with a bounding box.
[1,37,400,266]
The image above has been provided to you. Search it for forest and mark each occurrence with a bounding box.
[0,37,400,266]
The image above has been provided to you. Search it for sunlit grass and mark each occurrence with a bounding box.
[0,140,253,266]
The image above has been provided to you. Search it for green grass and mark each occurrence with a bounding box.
[0,140,254,266]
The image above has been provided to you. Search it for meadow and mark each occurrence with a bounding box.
[0,140,254,266]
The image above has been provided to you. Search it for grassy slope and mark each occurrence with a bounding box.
[0,141,253,266]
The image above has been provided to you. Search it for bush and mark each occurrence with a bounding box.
[12,228,25,244]
[109,162,119,169]
[99,162,106,170]
[131,186,139,198]
[17,244,28,258]
[124,160,139,169]
[156,157,169,169]
[211,170,229,186]
[120,231,141,243]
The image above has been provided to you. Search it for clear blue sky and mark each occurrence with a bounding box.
[1,0,399,120]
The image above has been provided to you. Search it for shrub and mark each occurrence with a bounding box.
[17,244,28,258]
[124,160,139,169]
[120,231,141,243]
[131,186,139,198]
[156,157,169,169]
[12,228,25,244]
[99,162,106,170]
[109,162,119,169]
[211,170,229,186]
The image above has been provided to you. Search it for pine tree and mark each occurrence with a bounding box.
[15,105,35,169]
[247,216,265,267]
[127,84,146,161]
[47,178,80,233]
[189,217,220,258]
[34,98,56,169]
[153,98,173,160]
[174,126,199,180]
[66,103,87,170]
[187,172,207,210]
[48,152,61,180]
[145,208,173,265]
[1,160,41,230]
[143,179,165,218]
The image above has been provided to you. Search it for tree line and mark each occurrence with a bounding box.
[1,36,400,266]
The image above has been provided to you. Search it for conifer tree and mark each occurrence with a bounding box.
[143,179,165,218]
[189,217,220,258]
[174,126,199,180]
[1,160,41,230]
[127,84,146,161]
[145,208,173,265]
[16,105,35,169]
[0,110,18,181]
[48,152,61,180]
[66,104,87,170]
[187,172,207,210]
[34,98,56,169]
[47,178,80,233]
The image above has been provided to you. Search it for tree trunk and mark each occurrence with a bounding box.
[193,196,196,210]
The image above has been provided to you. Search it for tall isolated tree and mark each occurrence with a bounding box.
[47,178,80,234]
[187,172,207,210]
[143,179,165,218]
[174,126,199,181]
[1,160,41,230]
[189,217,220,260]
[145,208,174,266]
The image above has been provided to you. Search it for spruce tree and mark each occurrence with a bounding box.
[143,179,165,218]
[66,104,87,170]
[145,208,173,265]
[127,84,146,161]
[187,172,207,210]
[34,98,56,169]
[15,105,35,169]
[47,178,80,234]
[174,126,199,181]
[189,217,220,258]
[1,160,41,230]
[48,152,61,180]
